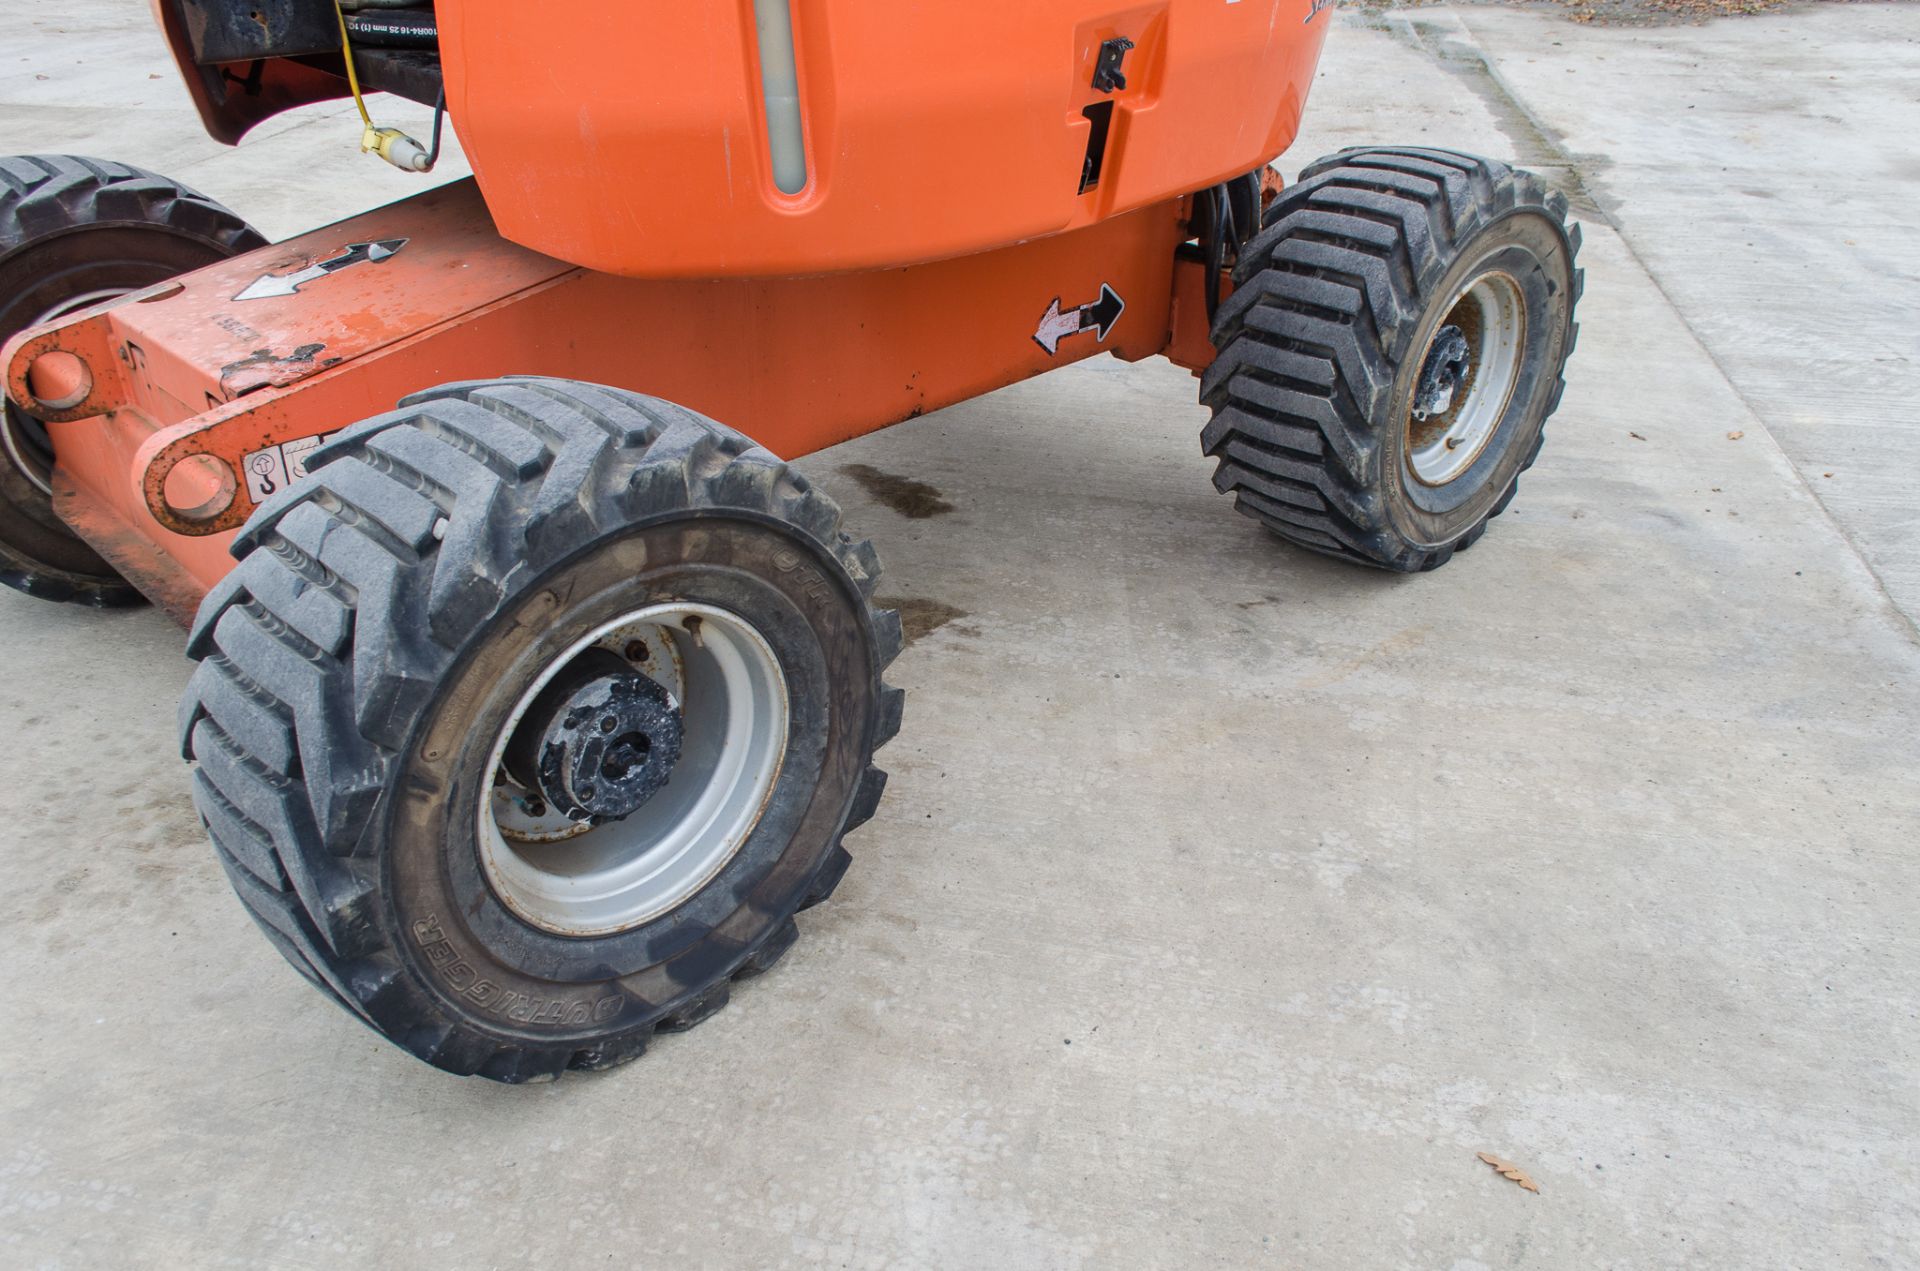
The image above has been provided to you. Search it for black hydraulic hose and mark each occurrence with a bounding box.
[1199,172,1266,322]
[425,87,446,168]
[1227,172,1260,252]
[1204,183,1232,321]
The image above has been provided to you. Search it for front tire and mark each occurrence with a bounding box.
[181,378,902,1081]
[1201,148,1582,571]
[0,155,265,605]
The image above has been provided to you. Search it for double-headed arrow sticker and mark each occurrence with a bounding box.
[1032,283,1125,356]
[233,238,409,302]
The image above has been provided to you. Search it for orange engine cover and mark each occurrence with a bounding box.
[441,0,1330,278]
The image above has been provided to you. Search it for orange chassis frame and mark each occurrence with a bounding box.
[3,178,1229,624]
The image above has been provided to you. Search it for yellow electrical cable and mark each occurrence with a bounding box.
[334,2,433,171]
[333,2,375,130]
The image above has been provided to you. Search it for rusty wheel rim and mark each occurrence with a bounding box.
[1405,267,1526,487]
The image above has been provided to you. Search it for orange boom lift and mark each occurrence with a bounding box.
[1,0,1580,1079]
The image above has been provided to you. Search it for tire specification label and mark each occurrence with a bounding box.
[242,431,337,503]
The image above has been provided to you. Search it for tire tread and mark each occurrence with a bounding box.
[184,377,901,1081]
[1202,147,1581,571]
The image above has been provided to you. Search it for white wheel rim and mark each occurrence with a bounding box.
[1405,268,1526,487]
[478,602,789,936]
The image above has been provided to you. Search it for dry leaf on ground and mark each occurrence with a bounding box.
[1629,431,1646,440]
[1477,1151,1541,1193]
[1727,430,1745,440]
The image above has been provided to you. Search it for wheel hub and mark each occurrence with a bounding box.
[1411,325,1471,422]
[480,602,789,936]
[503,647,684,824]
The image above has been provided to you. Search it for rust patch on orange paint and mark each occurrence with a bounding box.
[218,343,341,398]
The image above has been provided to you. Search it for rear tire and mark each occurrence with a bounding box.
[1201,147,1581,571]
[181,378,903,1081]
[0,155,265,605]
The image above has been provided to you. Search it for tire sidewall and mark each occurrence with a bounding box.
[0,223,241,330]
[1382,206,1574,549]
[380,514,874,1046]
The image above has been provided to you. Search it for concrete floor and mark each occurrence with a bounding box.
[3,4,1917,1267]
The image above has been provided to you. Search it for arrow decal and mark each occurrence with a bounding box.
[233,238,409,302]
[1033,283,1125,356]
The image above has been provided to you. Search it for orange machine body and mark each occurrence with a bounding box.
[442,0,1326,276]
[158,1,1327,277]
[3,183,1227,622]
[19,1,1326,621]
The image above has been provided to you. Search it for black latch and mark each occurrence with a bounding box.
[1092,37,1134,93]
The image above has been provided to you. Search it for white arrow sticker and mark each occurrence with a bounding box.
[1033,283,1125,356]
[233,239,408,302]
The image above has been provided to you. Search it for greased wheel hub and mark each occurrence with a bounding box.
[503,647,685,824]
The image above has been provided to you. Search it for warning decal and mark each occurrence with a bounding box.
[242,431,338,503]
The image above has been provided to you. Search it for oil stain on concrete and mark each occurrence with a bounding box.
[839,463,957,519]
[876,596,972,645]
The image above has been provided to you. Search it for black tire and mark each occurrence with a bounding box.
[1200,147,1582,571]
[180,378,903,1081]
[0,155,266,605]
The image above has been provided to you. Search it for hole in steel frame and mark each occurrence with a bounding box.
[751,0,809,194]
[161,453,237,522]
[1078,101,1115,194]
